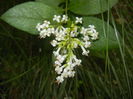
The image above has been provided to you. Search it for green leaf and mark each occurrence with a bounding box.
[36,0,65,7]
[1,2,62,35]
[83,17,118,51]
[69,0,118,15]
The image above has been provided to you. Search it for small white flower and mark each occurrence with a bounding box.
[57,55,66,63]
[80,45,89,56]
[48,28,55,34]
[73,42,78,48]
[84,41,91,48]
[62,70,69,78]
[80,27,87,35]
[61,15,68,22]
[55,27,66,41]
[39,29,47,38]
[70,63,76,68]
[51,40,58,47]
[88,25,95,29]
[47,30,52,37]
[83,36,90,41]
[55,66,63,74]
[75,59,82,66]
[70,31,76,37]
[53,15,61,23]
[88,25,96,33]
[56,76,64,83]
[64,63,74,71]
[64,65,71,71]
[67,60,72,67]
[75,17,82,24]
[82,50,89,56]
[55,33,65,41]
[36,23,41,31]
[73,56,82,66]
[43,20,50,28]
[53,47,61,56]
[91,32,98,40]
[55,61,61,66]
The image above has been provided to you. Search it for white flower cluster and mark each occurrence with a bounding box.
[36,15,99,84]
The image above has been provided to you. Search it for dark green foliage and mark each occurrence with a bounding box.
[69,0,118,15]
[1,2,62,35]
[36,0,65,7]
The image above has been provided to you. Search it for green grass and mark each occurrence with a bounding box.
[0,0,133,99]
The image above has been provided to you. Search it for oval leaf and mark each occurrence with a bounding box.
[69,0,118,15]
[83,17,118,51]
[1,2,62,35]
[36,0,65,7]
